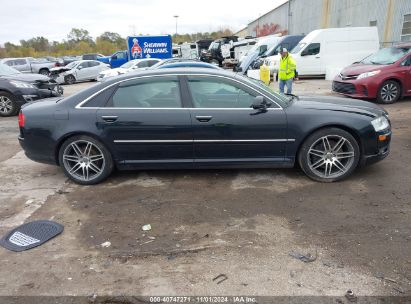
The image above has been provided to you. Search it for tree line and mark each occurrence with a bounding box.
[0,28,233,58]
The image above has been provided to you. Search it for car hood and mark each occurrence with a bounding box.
[101,68,127,76]
[340,63,389,77]
[293,95,386,118]
[0,73,50,82]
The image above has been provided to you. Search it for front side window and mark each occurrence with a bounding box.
[187,77,256,108]
[302,43,320,56]
[115,52,126,59]
[110,77,181,108]
[89,61,100,67]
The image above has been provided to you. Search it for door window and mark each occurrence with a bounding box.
[137,61,150,68]
[110,77,181,108]
[89,61,100,67]
[78,62,89,69]
[115,52,126,59]
[301,43,321,56]
[187,78,256,108]
[400,55,411,66]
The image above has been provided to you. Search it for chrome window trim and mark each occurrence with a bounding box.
[75,73,283,110]
[114,139,295,143]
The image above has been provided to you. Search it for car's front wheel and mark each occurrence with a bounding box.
[0,91,18,117]
[64,75,76,85]
[59,135,114,185]
[377,80,401,104]
[298,128,360,182]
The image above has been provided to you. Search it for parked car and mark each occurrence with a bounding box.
[18,68,391,185]
[49,60,110,84]
[0,63,62,116]
[97,58,161,81]
[333,43,411,104]
[235,35,283,74]
[283,27,379,77]
[82,53,107,61]
[0,57,58,75]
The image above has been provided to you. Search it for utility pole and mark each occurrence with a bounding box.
[173,15,179,36]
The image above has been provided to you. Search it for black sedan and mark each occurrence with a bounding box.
[18,68,391,185]
[0,63,62,116]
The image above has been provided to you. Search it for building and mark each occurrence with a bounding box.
[241,0,411,45]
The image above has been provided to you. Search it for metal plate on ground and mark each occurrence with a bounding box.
[0,220,64,252]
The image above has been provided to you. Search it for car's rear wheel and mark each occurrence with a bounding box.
[298,128,360,182]
[377,80,401,104]
[59,135,114,185]
[64,75,76,85]
[0,92,18,117]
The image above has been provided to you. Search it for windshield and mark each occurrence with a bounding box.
[121,61,137,69]
[291,42,306,54]
[361,47,411,65]
[0,63,21,76]
[65,61,78,69]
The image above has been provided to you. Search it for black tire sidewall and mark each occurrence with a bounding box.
[0,92,18,117]
[377,80,400,104]
[65,75,75,85]
[58,135,114,185]
[298,128,360,182]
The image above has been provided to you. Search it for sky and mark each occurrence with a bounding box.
[0,0,288,45]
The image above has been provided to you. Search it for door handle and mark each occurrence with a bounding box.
[315,56,320,58]
[195,115,213,122]
[101,115,118,123]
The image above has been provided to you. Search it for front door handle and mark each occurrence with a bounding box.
[196,116,213,122]
[101,115,118,123]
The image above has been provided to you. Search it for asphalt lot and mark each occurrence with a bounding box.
[0,79,410,298]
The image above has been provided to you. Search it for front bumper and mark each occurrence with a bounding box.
[14,84,63,106]
[332,75,380,99]
[360,130,391,166]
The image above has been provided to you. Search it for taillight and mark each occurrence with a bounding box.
[18,111,25,127]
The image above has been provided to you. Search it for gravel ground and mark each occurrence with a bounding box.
[0,79,409,299]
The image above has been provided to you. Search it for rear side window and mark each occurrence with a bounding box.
[109,77,182,108]
[81,85,117,108]
[302,43,321,56]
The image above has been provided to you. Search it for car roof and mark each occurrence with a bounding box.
[158,62,219,69]
[102,67,238,86]
[394,42,411,48]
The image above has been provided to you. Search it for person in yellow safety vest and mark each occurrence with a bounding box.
[279,48,296,94]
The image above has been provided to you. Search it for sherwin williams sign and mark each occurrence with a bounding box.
[127,35,172,60]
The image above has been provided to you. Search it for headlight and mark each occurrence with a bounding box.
[357,70,381,79]
[10,81,35,89]
[371,116,390,131]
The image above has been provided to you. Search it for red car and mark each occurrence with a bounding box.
[333,43,411,104]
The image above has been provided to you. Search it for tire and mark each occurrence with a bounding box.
[39,69,49,76]
[64,74,76,85]
[58,135,114,185]
[377,80,401,104]
[298,128,360,182]
[0,91,19,117]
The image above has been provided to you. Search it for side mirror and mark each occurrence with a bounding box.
[235,66,242,72]
[77,66,83,70]
[251,96,266,110]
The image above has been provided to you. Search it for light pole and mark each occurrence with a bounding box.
[173,15,179,36]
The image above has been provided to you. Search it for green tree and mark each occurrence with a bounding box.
[67,28,93,45]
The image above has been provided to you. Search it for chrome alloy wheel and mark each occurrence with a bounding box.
[307,135,355,179]
[380,83,398,103]
[62,140,105,182]
[0,96,13,114]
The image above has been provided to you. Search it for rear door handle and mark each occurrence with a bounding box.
[195,116,213,122]
[101,115,118,123]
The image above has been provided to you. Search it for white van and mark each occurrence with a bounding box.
[267,27,379,78]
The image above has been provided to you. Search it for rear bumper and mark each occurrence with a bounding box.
[18,136,57,165]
